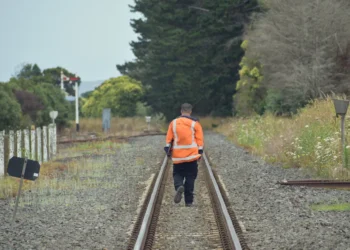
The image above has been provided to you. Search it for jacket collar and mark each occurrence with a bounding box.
[178,115,198,121]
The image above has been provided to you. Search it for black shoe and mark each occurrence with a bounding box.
[185,203,193,207]
[174,186,184,203]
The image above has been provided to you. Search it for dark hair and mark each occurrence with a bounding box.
[181,103,192,112]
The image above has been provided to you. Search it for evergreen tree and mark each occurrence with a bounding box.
[118,0,258,120]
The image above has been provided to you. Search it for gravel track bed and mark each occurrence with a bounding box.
[0,135,164,250]
[205,132,350,250]
[152,161,222,250]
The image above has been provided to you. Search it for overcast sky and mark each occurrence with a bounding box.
[0,0,139,82]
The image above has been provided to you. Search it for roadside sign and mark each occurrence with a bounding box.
[50,110,58,124]
[7,156,40,181]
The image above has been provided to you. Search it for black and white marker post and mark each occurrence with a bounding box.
[7,157,40,227]
[11,158,27,227]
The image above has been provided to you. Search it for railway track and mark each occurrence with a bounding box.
[127,152,249,250]
[58,132,166,144]
[278,179,350,188]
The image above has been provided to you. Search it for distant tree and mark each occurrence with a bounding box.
[42,67,81,96]
[31,82,71,128]
[82,76,143,117]
[233,40,266,116]
[13,90,44,125]
[15,64,80,96]
[81,90,93,98]
[117,0,259,120]
[8,77,71,128]
[0,84,22,130]
[243,0,350,114]
[16,63,42,79]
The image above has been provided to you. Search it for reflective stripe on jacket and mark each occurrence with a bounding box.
[166,116,204,164]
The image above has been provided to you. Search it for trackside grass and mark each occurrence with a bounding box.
[311,203,350,211]
[215,98,350,179]
[0,141,124,199]
[61,116,166,139]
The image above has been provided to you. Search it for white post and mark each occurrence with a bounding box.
[48,125,52,159]
[16,130,22,157]
[36,127,42,163]
[43,126,48,162]
[31,127,36,160]
[0,131,4,176]
[48,124,56,159]
[9,130,14,159]
[75,80,80,132]
[60,70,64,90]
[52,124,57,156]
[23,129,30,158]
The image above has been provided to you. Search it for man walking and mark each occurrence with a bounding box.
[164,103,204,207]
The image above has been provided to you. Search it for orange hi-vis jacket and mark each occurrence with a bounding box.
[166,116,204,164]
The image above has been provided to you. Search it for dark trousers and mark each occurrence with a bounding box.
[173,160,198,204]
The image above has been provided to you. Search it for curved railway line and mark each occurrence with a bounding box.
[126,152,249,250]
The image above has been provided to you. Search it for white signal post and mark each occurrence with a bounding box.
[60,70,64,90]
[75,74,80,132]
[60,70,79,132]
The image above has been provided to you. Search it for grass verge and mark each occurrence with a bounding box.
[0,140,125,200]
[311,203,350,211]
[61,116,166,140]
[215,98,350,179]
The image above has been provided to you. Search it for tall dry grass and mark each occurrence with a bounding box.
[60,116,166,140]
[216,98,350,179]
[0,140,123,199]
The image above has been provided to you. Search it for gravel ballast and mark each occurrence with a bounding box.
[205,132,350,250]
[153,161,222,250]
[2,132,350,250]
[0,135,164,250]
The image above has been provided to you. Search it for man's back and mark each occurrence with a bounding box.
[166,116,204,164]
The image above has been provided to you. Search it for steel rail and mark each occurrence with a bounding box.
[278,179,350,188]
[203,152,242,250]
[133,155,168,250]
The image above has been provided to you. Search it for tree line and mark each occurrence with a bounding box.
[0,64,77,130]
[234,0,350,116]
[117,0,260,120]
[117,0,350,120]
[3,0,350,130]
[0,63,146,131]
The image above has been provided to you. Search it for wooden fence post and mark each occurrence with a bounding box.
[52,124,57,156]
[0,131,4,176]
[31,127,36,160]
[43,126,48,162]
[16,130,22,157]
[36,127,42,163]
[9,130,14,159]
[48,124,56,159]
[24,129,30,158]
